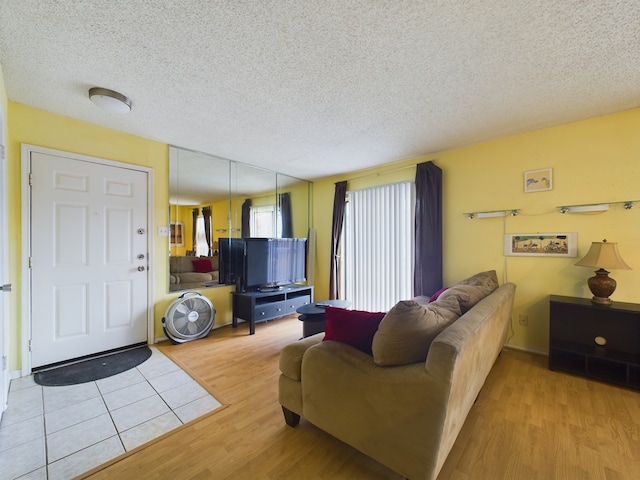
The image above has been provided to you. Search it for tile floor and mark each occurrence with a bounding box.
[0,346,222,479]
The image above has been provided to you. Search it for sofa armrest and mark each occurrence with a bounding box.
[301,340,448,479]
[279,333,324,381]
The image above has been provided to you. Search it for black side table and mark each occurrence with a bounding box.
[549,294,640,390]
[296,300,351,338]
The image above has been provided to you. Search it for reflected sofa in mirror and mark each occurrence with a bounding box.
[169,146,310,293]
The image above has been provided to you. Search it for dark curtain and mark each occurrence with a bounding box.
[329,181,348,300]
[202,206,212,256]
[413,161,443,297]
[279,192,293,238]
[191,207,200,254]
[241,199,252,238]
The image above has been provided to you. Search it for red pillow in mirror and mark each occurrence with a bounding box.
[192,258,212,273]
[323,306,386,355]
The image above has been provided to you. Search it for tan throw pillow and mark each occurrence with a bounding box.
[456,270,499,296]
[436,284,486,314]
[412,295,431,306]
[372,300,460,366]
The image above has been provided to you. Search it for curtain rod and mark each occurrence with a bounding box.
[345,162,425,183]
[236,191,288,202]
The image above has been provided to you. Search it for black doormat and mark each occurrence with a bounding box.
[34,345,152,386]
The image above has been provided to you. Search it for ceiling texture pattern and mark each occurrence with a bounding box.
[1,1,639,180]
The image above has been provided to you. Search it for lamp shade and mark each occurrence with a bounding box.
[576,239,631,304]
[575,240,631,270]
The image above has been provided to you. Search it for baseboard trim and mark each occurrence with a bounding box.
[504,343,548,357]
[154,319,233,344]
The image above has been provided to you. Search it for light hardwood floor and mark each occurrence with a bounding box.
[79,315,640,480]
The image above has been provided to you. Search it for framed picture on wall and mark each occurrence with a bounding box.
[504,233,577,257]
[524,168,553,192]
[170,221,184,247]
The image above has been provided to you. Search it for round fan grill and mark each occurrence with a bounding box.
[162,292,215,344]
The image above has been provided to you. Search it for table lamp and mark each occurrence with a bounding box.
[575,239,631,304]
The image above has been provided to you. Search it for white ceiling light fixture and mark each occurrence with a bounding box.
[88,87,132,113]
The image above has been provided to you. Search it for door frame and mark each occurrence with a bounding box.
[0,108,8,420]
[20,144,155,375]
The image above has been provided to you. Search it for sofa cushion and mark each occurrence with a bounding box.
[169,256,195,273]
[192,258,213,273]
[429,286,449,302]
[177,272,213,284]
[435,284,486,314]
[323,307,386,355]
[372,300,460,366]
[455,269,499,295]
[413,295,431,306]
[426,271,498,313]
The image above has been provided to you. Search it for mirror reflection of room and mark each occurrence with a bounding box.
[169,146,310,293]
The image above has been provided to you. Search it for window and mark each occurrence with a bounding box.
[194,215,209,256]
[341,182,415,311]
[249,204,282,237]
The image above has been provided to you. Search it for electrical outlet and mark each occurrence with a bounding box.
[158,226,169,236]
[518,314,528,326]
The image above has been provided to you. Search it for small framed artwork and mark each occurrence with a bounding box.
[524,168,552,192]
[170,221,184,247]
[504,233,577,257]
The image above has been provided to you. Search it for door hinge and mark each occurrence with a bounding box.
[29,172,33,186]
[0,145,4,160]
[29,257,33,268]
[28,340,32,352]
[2,356,6,371]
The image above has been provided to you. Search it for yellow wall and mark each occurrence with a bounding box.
[5,102,236,371]
[312,107,640,353]
[288,179,312,238]
[5,96,640,369]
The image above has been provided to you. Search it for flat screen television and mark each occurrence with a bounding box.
[218,238,245,286]
[244,237,307,291]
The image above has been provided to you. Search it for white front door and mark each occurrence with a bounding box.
[29,150,149,368]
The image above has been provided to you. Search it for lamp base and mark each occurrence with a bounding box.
[587,268,616,305]
[590,295,613,305]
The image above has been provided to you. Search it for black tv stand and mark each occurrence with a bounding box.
[232,285,314,334]
[257,286,283,292]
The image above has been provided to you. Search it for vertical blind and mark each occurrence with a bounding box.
[343,181,415,312]
[195,216,209,256]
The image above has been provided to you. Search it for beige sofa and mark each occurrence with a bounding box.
[169,255,219,290]
[279,272,516,480]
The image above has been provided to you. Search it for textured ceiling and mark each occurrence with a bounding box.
[1,1,640,181]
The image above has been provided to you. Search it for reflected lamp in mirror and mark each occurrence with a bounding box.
[575,239,632,304]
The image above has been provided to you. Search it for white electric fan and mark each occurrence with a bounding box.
[162,292,215,344]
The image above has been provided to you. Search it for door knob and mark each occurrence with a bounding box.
[137,266,145,272]
[0,284,11,292]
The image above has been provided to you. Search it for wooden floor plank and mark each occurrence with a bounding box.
[78,315,640,480]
